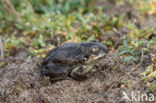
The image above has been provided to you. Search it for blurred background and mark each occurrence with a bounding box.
[0,0,156,59]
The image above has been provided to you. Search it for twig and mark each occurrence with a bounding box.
[2,0,21,22]
[0,36,4,60]
[23,0,34,13]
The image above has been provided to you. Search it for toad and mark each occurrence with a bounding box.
[42,40,108,82]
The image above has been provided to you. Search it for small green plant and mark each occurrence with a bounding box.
[31,34,46,49]
[118,19,154,63]
[3,36,25,51]
[141,65,156,81]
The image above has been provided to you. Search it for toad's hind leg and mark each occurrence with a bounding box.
[42,62,68,82]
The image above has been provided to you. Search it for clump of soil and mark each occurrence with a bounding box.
[0,49,155,103]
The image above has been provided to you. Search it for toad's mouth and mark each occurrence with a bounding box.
[92,53,106,60]
[85,53,106,64]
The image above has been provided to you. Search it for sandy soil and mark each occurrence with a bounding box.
[0,49,155,103]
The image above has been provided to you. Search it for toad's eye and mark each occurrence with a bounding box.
[91,47,99,54]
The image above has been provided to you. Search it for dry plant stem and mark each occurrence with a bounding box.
[127,49,144,75]
[2,0,21,22]
[108,49,144,90]
[0,37,4,60]
[23,0,34,13]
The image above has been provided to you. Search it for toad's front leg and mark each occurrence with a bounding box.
[69,64,95,81]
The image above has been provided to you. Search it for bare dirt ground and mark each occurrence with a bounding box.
[0,48,155,103]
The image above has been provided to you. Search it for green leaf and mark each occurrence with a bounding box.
[123,56,135,63]
[119,50,130,55]
[123,39,128,48]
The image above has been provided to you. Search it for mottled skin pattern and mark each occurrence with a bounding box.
[42,40,108,82]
